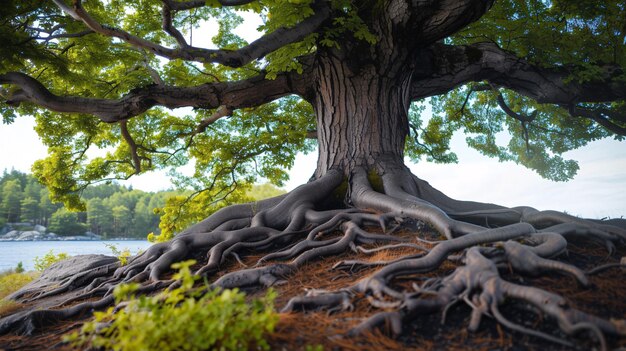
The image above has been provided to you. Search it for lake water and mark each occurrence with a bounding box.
[0,240,153,272]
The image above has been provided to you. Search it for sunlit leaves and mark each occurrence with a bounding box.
[405,102,458,164]
[65,261,279,351]
[422,82,610,181]
[424,0,626,180]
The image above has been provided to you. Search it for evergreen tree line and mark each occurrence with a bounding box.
[0,169,171,238]
[0,169,286,239]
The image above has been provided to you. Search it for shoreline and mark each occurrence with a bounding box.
[0,238,148,242]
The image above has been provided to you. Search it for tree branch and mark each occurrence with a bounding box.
[161,0,255,11]
[161,3,189,49]
[411,42,626,105]
[52,0,330,67]
[567,105,626,136]
[119,120,143,173]
[411,42,626,135]
[0,69,308,122]
[495,90,537,123]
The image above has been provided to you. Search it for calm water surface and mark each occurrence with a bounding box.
[0,240,153,271]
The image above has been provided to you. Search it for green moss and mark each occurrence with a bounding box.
[366,169,384,193]
[330,177,349,205]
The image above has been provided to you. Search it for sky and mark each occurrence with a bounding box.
[1,8,625,220]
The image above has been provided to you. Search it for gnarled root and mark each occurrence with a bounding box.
[1,166,625,350]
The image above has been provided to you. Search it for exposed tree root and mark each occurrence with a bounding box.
[1,167,625,350]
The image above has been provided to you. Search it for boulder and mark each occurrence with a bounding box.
[16,231,42,240]
[2,230,21,239]
[8,254,120,300]
[33,225,47,233]
[84,232,102,240]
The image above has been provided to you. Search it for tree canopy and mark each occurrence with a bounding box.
[1,0,624,213]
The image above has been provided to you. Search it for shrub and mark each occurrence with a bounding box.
[15,262,24,274]
[33,250,70,271]
[103,243,131,265]
[65,260,279,351]
[0,271,36,299]
[0,269,38,317]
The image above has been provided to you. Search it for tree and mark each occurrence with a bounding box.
[19,196,39,224]
[38,188,59,227]
[0,179,23,223]
[1,0,625,348]
[48,208,87,235]
[86,197,113,237]
[111,205,132,237]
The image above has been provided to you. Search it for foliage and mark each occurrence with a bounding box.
[32,250,70,272]
[0,0,322,216]
[48,208,88,235]
[64,260,279,351]
[0,268,36,300]
[1,0,624,230]
[405,0,626,181]
[0,266,37,317]
[0,170,167,238]
[104,243,131,266]
[14,262,24,274]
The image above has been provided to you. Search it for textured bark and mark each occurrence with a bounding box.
[0,70,310,122]
[312,53,412,177]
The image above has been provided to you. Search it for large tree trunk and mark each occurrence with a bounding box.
[312,53,413,178]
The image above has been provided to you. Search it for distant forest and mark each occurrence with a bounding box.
[0,169,285,239]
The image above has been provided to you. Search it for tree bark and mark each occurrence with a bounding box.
[312,53,413,178]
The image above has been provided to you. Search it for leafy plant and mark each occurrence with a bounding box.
[64,260,279,351]
[0,268,38,317]
[14,262,24,274]
[104,243,131,266]
[33,250,70,272]
[0,270,36,299]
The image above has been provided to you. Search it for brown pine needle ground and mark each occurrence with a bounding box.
[0,229,624,350]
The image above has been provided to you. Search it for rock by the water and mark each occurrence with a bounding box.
[2,230,20,239]
[16,231,43,240]
[33,225,46,233]
[8,254,120,299]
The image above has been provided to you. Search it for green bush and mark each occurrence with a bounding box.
[33,250,70,271]
[104,243,131,265]
[0,268,39,316]
[0,270,36,299]
[15,262,24,273]
[65,260,279,351]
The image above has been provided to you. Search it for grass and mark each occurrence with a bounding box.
[0,267,38,317]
